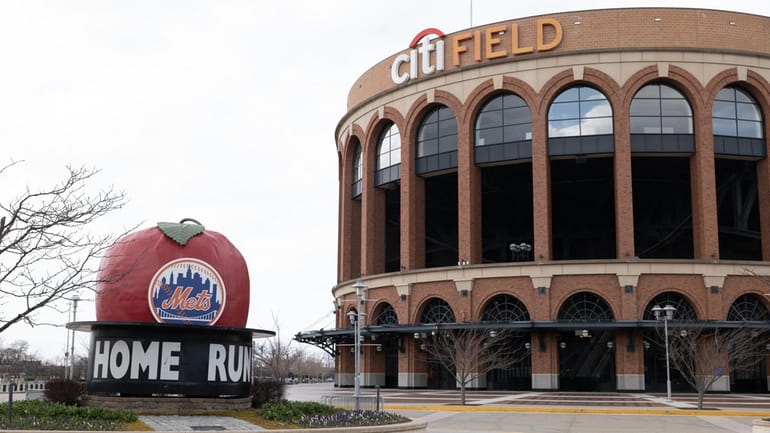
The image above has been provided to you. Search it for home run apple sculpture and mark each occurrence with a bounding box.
[95,218,249,327]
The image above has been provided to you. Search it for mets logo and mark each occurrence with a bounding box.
[148,258,226,326]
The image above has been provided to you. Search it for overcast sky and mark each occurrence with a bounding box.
[2,0,769,363]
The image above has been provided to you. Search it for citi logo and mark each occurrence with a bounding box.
[391,28,446,85]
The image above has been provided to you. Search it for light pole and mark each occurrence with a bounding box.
[652,304,676,402]
[68,294,79,380]
[346,280,367,411]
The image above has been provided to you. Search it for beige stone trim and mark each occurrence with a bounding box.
[333,261,770,297]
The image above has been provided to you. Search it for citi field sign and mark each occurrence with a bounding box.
[391,19,563,84]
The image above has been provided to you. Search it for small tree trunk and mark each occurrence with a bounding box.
[460,382,466,405]
[697,390,705,409]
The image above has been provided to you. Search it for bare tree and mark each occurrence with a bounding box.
[662,325,768,409]
[253,316,299,383]
[0,162,127,334]
[420,328,530,405]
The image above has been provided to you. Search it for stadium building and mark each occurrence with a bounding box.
[297,8,770,392]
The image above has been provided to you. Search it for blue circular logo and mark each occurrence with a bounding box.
[148,258,226,325]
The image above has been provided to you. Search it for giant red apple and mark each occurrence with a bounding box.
[96,219,249,327]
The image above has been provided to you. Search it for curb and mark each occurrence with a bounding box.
[384,404,770,418]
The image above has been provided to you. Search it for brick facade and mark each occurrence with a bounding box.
[328,8,770,392]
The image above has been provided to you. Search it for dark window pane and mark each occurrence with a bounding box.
[504,124,532,141]
[419,124,437,141]
[503,106,531,125]
[438,118,457,138]
[439,137,456,153]
[502,94,527,108]
[478,128,503,145]
[477,110,502,129]
[485,96,503,110]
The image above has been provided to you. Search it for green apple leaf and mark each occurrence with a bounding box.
[157,218,206,245]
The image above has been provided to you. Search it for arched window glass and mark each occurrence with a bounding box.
[352,144,362,197]
[373,303,398,325]
[481,294,530,322]
[416,106,458,174]
[643,292,697,321]
[420,298,455,323]
[557,292,614,321]
[630,83,693,134]
[375,122,401,185]
[475,93,532,163]
[548,87,613,138]
[713,87,764,139]
[727,294,770,321]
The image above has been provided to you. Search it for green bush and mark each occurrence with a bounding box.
[44,379,85,406]
[0,399,137,430]
[261,400,340,423]
[250,377,285,408]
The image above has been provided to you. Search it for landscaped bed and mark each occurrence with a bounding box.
[0,400,411,431]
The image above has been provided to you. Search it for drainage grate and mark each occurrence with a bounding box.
[190,426,226,431]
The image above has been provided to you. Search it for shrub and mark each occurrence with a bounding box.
[261,400,340,423]
[251,377,285,408]
[44,379,85,406]
[0,399,137,431]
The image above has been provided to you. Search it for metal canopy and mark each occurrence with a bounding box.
[295,320,770,356]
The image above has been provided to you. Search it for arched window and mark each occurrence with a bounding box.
[549,87,613,138]
[376,122,401,185]
[630,83,693,152]
[373,303,398,325]
[548,86,613,156]
[352,144,362,198]
[420,298,455,323]
[475,93,532,164]
[728,294,770,321]
[557,292,614,321]
[481,294,530,322]
[643,292,697,321]
[416,106,457,174]
[713,86,765,157]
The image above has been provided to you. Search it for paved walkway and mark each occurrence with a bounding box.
[138,415,264,431]
[135,384,770,432]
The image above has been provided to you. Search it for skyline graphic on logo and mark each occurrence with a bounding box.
[148,258,226,326]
